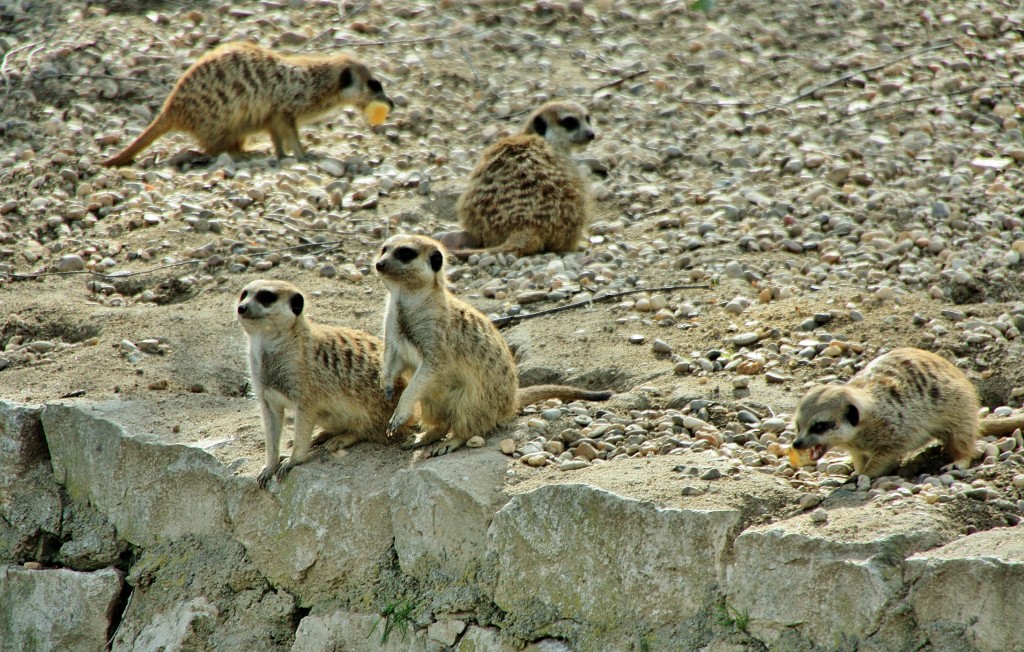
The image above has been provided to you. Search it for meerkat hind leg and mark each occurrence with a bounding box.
[431,436,469,457]
[401,424,449,450]
[311,431,364,453]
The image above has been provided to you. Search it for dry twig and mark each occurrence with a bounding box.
[492,283,710,328]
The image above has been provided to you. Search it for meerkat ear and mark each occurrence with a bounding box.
[429,249,444,272]
[532,115,547,136]
[290,293,305,316]
[339,68,353,89]
[844,403,859,427]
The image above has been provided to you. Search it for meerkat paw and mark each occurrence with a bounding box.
[431,438,467,457]
[401,433,430,450]
[274,458,301,481]
[386,412,411,439]
[319,433,362,453]
[944,457,974,472]
[256,466,276,489]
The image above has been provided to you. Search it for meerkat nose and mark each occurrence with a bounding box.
[238,305,247,315]
[375,260,385,272]
[584,130,596,141]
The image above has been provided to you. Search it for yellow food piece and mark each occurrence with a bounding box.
[364,101,390,126]
[787,446,813,468]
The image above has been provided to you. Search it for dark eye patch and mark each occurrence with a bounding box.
[809,421,831,435]
[395,247,417,262]
[561,116,580,130]
[255,290,277,306]
[367,79,382,93]
[239,290,248,300]
[585,114,591,124]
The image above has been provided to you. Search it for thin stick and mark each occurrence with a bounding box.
[591,68,649,93]
[836,83,1020,122]
[318,28,468,49]
[751,38,956,116]
[492,283,710,328]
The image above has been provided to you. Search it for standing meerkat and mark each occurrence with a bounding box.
[236,279,411,487]
[374,234,613,456]
[441,101,596,258]
[792,347,1024,477]
[102,41,393,166]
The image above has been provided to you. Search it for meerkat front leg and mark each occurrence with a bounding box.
[257,398,286,488]
[386,364,435,438]
[268,115,306,160]
[276,409,315,481]
[380,303,406,402]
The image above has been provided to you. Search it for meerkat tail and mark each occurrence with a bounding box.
[980,415,1024,437]
[516,384,613,410]
[102,113,175,167]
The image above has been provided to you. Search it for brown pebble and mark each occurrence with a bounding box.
[147,379,169,390]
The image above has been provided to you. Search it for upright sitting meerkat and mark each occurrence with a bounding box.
[442,101,596,258]
[374,234,612,456]
[236,279,411,487]
[792,347,1024,477]
[102,41,393,166]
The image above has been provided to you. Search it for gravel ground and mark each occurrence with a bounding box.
[2,0,1024,530]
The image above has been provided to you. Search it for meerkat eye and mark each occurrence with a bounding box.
[809,421,831,435]
[367,79,382,93]
[255,290,277,306]
[585,114,592,124]
[560,116,580,130]
[340,68,354,88]
[395,247,417,262]
[239,290,248,300]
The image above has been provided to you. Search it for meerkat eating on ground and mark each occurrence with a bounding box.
[102,41,393,166]
[440,101,596,258]
[374,234,613,456]
[236,279,411,487]
[792,347,1024,477]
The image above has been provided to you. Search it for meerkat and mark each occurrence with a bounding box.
[374,234,612,456]
[792,347,1024,477]
[102,41,393,166]
[440,101,596,258]
[236,279,412,487]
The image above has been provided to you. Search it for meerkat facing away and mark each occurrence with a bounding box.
[374,234,612,456]
[440,101,596,258]
[792,347,1024,477]
[236,280,411,487]
[102,41,393,166]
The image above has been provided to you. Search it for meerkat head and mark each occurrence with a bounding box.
[236,279,306,335]
[792,384,874,462]
[328,56,394,112]
[375,234,448,292]
[521,101,595,152]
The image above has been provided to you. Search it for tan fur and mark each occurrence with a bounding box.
[448,101,595,258]
[374,234,612,456]
[103,41,392,166]
[792,347,1024,477]
[236,280,410,487]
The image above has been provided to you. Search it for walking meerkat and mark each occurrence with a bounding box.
[440,101,596,258]
[102,41,393,166]
[374,234,613,456]
[236,279,411,487]
[792,347,1024,477]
